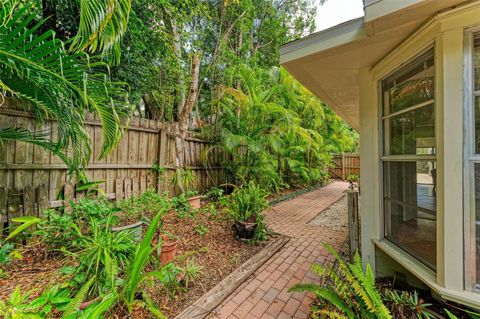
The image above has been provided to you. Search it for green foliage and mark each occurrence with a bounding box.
[202,66,358,192]
[0,285,72,319]
[37,198,114,251]
[194,223,209,237]
[171,194,192,218]
[225,181,270,241]
[5,216,41,241]
[118,189,170,221]
[0,0,130,172]
[289,244,392,319]
[225,181,269,223]
[346,173,359,183]
[67,216,136,296]
[201,187,224,202]
[171,169,199,193]
[182,258,204,289]
[384,290,434,319]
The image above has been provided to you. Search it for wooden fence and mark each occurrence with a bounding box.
[328,153,360,180]
[0,104,224,226]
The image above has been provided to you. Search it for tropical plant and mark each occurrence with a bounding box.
[225,181,270,241]
[5,216,41,241]
[0,0,130,172]
[289,244,392,319]
[65,216,137,296]
[118,189,170,221]
[182,258,204,290]
[202,65,357,192]
[171,169,199,193]
[384,289,435,319]
[201,186,224,202]
[225,181,269,224]
[0,284,72,319]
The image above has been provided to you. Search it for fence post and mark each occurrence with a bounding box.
[157,125,168,194]
[347,189,360,259]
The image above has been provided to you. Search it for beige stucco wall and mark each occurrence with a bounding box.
[359,2,480,308]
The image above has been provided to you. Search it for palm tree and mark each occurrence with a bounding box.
[0,0,131,171]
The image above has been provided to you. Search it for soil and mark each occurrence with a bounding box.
[0,204,272,319]
[309,195,348,231]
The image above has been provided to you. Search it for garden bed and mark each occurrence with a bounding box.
[0,198,274,318]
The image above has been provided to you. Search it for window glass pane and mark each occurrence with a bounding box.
[389,74,434,114]
[384,161,436,269]
[384,103,435,155]
[474,35,480,91]
[474,164,480,285]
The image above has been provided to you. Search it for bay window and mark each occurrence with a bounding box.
[466,32,480,290]
[381,48,436,270]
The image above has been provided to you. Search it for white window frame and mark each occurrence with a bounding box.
[463,27,480,292]
[380,46,437,270]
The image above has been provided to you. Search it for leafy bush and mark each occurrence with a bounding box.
[225,181,269,223]
[225,181,270,241]
[65,216,137,296]
[289,244,392,319]
[118,189,170,221]
[171,169,199,193]
[171,194,192,218]
[201,187,224,202]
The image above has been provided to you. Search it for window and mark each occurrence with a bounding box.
[381,48,436,270]
[467,32,480,289]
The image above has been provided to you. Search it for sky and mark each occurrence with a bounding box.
[315,0,364,32]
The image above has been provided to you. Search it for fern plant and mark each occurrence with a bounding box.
[289,243,392,319]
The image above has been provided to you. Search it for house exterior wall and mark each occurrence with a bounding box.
[359,2,480,308]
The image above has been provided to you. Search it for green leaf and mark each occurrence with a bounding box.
[6,216,41,240]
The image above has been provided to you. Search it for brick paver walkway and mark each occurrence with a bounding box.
[208,181,349,319]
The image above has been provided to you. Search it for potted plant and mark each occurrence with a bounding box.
[115,189,170,240]
[158,232,178,264]
[226,181,270,240]
[172,169,202,208]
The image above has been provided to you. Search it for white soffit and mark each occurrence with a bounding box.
[280,20,421,130]
[280,0,468,130]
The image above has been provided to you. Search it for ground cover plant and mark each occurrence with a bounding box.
[290,244,480,319]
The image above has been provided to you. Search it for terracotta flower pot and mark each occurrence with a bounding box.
[159,234,178,264]
[188,195,202,209]
[234,220,257,240]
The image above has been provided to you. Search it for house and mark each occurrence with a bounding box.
[280,0,480,308]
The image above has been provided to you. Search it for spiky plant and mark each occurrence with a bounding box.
[0,0,130,171]
[289,243,392,319]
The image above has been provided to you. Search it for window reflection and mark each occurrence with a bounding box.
[384,161,437,269]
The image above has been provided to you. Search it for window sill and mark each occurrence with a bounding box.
[373,239,480,309]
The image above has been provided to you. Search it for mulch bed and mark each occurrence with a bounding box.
[0,205,272,319]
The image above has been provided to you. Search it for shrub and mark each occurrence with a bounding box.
[226,181,269,223]
[289,244,392,319]
[118,189,170,221]
[225,181,270,241]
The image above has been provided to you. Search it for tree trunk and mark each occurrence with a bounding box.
[174,54,201,192]
[171,21,185,118]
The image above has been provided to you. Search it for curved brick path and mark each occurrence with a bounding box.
[208,181,349,319]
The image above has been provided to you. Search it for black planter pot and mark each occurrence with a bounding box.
[234,220,257,239]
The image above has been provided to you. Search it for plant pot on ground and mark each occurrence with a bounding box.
[226,181,270,241]
[187,195,201,209]
[158,233,178,264]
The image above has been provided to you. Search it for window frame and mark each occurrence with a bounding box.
[463,27,480,292]
[379,45,437,270]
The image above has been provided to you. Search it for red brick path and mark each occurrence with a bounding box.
[208,181,349,319]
